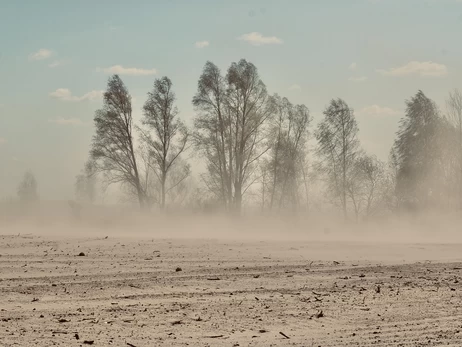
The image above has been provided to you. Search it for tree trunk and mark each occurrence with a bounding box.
[234,181,242,215]
[129,143,144,210]
[161,173,166,209]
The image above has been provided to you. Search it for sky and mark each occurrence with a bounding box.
[1,0,462,200]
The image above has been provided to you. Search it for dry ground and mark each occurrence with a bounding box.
[1,232,462,346]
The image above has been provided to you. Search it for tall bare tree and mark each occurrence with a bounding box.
[315,98,360,220]
[192,62,230,209]
[140,76,189,209]
[193,59,274,214]
[264,95,311,212]
[90,75,145,208]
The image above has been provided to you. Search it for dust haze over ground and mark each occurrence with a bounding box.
[1,209,462,346]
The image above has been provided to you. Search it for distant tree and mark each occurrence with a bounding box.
[346,154,389,221]
[90,75,146,208]
[17,170,39,204]
[75,160,97,203]
[315,98,361,220]
[139,76,190,209]
[393,90,443,210]
[264,95,311,212]
[193,59,274,214]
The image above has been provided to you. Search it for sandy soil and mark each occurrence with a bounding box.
[1,232,462,346]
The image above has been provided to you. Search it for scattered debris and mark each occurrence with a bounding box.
[315,310,324,318]
[32,298,39,302]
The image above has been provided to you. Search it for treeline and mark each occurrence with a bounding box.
[73,59,461,221]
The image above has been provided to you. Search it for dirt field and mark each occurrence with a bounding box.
[1,231,462,346]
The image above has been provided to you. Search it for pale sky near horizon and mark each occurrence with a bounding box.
[1,0,462,200]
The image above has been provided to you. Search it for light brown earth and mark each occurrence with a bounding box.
[1,229,462,346]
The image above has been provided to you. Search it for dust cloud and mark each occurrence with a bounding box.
[2,201,462,253]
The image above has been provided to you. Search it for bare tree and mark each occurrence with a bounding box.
[264,95,311,212]
[193,61,231,209]
[17,170,39,204]
[346,154,389,221]
[90,75,146,208]
[315,98,360,220]
[139,76,189,209]
[193,59,274,214]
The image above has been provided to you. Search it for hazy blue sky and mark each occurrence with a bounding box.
[1,0,462,200]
